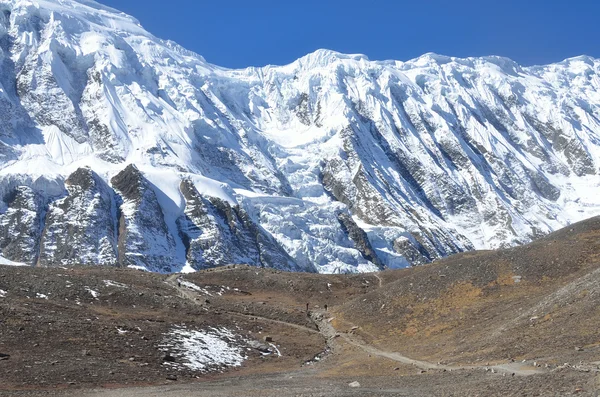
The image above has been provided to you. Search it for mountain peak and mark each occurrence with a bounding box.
[293,48,370,69]
[4,0,146,35]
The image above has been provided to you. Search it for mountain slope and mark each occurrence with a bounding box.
[0,0,598,272]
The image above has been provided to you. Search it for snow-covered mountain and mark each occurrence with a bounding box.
[0,0,599,273]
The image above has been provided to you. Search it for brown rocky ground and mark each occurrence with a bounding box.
[1,217,600,396]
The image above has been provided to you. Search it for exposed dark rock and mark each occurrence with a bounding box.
[162,354,176,363]
[0,186,44,264]
[177,179,299,271]
[393,236,431,266]
[337,213,383,269]
[111,165,178,272]
[38,168,118,267]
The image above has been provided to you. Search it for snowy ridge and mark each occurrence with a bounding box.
[0,0,598,273]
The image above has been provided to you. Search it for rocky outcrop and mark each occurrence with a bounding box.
[111,165,178,272]
[177,179,299,271]
[0,186,44,264]
[392,236,431,267]
[38,168,118,267]
[337,213,383,270]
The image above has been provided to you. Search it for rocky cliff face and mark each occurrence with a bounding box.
[38,168,117,267]
[178,179,300,271]
[110,165,178,272]
[0,186,44,264]
[0,0,598,273]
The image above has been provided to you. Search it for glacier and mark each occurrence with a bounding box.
[0,0,598,273]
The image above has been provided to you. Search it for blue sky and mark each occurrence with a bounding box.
[101,0,600,68]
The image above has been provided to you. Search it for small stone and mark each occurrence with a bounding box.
[162,354,176,362]
[263,336,273,343]
[166,374,178,381]
[348,381,361,388]
[575,347,584,352]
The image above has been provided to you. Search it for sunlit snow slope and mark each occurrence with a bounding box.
[0,0,599,273]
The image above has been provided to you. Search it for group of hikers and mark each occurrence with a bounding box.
[306,302,327,314]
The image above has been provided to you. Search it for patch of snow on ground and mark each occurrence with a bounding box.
[269,343,282,357]
[0,257,28,267]
[127,265,151,272]
[0,289,6,298]
[103,280,128,288]
[85,287,100,298]
[159,326,247,372]
[179,279,213,296]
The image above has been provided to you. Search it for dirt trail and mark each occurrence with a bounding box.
[165,275,321,335]
[167,276,545,378]
[372,273,383,288]
[224,311,321,335]
[311,311,544,377]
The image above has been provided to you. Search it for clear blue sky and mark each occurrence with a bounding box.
[101,0,600,68]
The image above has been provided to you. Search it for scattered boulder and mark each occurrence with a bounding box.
[162,354,176,363]
[166,374,178,381]
[248,340,271,354]
[0,353,9,360]
[575,346,584,351]
[263,336,273,343]
[348,381,361,388]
